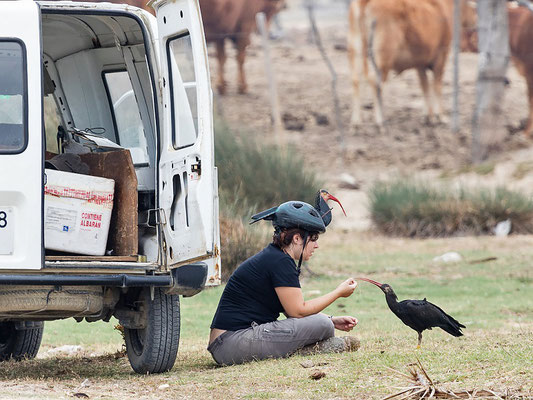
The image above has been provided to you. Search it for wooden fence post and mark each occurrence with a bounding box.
[305,0,346,161]
[451,0,461,134]
[471,0,510,163]
[256,12,284,148]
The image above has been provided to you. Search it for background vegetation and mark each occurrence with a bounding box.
[215,121,322,278]
[369,179,533,237]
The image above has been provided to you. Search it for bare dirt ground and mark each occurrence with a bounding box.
[210,0,533,230]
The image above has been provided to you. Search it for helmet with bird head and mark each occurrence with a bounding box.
[250,191,345,273]
[271,201,326,233]
[250,200,324,274]
[249,189,345,232]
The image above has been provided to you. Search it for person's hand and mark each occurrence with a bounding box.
[332,316,358,332]
[336,278,357,298]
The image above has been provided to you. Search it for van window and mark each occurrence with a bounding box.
[167,32,198,149]
[104,70,149,166]
[0,41,26,153]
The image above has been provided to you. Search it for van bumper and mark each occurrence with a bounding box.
[0,262,208,296]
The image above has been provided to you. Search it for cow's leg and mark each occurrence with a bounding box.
[417,68,435,125]
[431,55,448,124]
[236,36,250,94]
[525,76,533,138]
[370,70,385,129]
[215,40,227,95]
[348,1,364,128]
[366,18,385,128]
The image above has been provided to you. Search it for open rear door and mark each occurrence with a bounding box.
[0,1,43,270]
[153,0,218,269]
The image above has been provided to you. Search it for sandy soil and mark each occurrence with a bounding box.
[208,0,533,231]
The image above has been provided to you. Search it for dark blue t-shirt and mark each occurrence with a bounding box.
[210,244,301,331]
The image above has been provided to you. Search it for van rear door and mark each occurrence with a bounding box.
[0,1,43,270]
[153,0,217,266]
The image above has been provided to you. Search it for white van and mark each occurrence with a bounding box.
[0,0,220,374]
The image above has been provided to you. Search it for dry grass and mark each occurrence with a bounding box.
[219,215,266,281]
[384,359,526,399]
[512,161,533,180]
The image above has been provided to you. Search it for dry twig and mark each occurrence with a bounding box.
[383,358,524,399]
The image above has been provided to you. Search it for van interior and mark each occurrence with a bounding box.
[41,9,158,265]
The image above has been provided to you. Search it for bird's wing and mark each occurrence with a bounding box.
[395,300,430,332]
[399,299,465,336]
[249,206,278,224]
[427,301,466,335]
[425,300,466,329]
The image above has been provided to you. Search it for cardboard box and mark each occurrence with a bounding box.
[44,169,115,256]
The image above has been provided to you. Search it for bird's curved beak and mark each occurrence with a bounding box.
[325,193,347,216]
[356,277,383,288]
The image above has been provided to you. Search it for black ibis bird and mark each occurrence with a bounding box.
[357,277,466,347]
[314,189,347,226]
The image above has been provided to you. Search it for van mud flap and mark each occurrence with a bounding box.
[167,262,208,297]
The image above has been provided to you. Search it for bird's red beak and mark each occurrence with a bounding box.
[325,193,347,216]
[356,277,383,288]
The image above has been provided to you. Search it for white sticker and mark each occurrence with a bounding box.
[0,207,14,255]
[45,206,77,234]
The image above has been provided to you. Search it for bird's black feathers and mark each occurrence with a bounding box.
[395,299,465,337]
[378,284,466,345]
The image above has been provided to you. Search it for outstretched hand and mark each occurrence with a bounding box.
[336,278,357,298]
[332,316,358,332]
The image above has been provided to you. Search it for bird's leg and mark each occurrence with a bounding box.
[417,332,422,349]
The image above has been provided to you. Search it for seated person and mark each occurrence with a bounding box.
[208,199,360,365]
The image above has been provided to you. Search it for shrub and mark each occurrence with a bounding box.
[215,120,322,280]
[215,121,322,210]
[218,214,268,282]
[369,179,533,237]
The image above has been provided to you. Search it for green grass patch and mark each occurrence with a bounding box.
[369,179,533,237]
[2,234,530,399]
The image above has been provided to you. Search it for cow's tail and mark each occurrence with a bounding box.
[348,0,367,127]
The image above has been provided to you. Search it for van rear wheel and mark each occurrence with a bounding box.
[0,321,44,361]
[124,288,180,374]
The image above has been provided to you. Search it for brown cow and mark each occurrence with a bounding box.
[508,5,533,137]
[348,0,476,128]
[199,0,284,94]
[71,0,283,95]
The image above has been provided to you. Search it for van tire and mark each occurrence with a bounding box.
[0,322,44,361]
[124,288,180,374]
